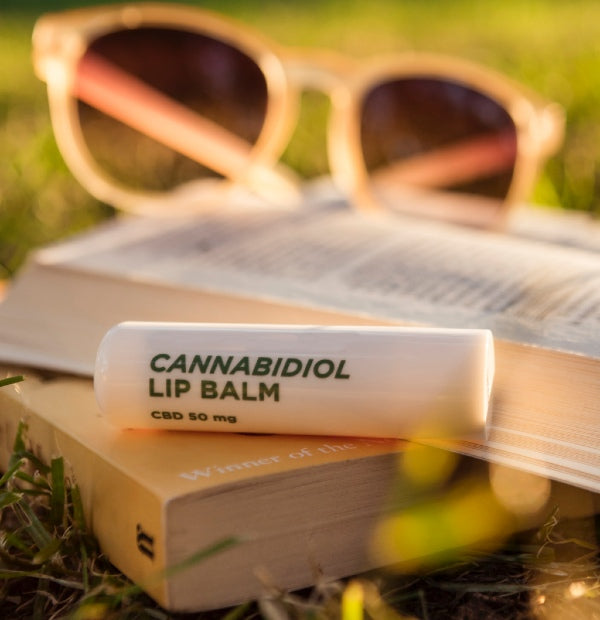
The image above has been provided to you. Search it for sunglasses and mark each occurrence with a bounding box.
[33,3,564,226]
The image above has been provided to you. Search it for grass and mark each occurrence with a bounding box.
[2,0,600,275]
[0,418,164,619]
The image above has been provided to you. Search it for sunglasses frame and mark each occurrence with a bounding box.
[33,2,564,226]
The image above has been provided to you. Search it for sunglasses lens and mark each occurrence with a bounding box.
[360,78,517,206]
[76,27,268,191]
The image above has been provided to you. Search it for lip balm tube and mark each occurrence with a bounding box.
[94,322,494,440]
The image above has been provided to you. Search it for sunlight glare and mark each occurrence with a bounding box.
[370,478,511,569]
[568,581,589,599]
[400,443,458,488]
[489,462,551,516]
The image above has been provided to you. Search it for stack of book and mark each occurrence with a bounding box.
[1,191,600,611]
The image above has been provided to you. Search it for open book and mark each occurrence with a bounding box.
[0,190,600,494]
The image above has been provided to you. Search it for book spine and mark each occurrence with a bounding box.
[0,382,169,607]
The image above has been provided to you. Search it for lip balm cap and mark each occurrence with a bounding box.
[94,322,138,421]
[94,325,113,417]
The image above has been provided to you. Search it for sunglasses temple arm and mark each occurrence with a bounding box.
[372,131,516,189]
[538,102,565,157]
[74,52,299,203]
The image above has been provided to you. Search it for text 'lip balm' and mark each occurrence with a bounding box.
[94,322,495,440]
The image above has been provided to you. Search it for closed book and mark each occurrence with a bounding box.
[0,370,408,611]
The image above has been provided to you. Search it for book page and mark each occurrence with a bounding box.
[508,204,600,253]
[37,196,600,358]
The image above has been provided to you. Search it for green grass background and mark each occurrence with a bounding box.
[2,0,600,276]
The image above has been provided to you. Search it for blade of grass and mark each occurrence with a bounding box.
[222,600,255,620]
[11,449,51,475]
[69,484,86,531]
[0,458,26,486]
[113,535,241,602]
[164,535,241,579]
[79,542,89,592]
[0,375,24,388]
[8,422,51,475]
[0,568,85,589]
[14,498,53,550]
[2,531,35,556]
[49,457,65,526]
[33,576,49,620]
[342,581,364,620]
[32,537,61,565]
[15,470,51,491]
[7,422,28,471]
[0,490,21,509]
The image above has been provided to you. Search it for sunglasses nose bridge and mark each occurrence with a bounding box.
[282,53,352,98]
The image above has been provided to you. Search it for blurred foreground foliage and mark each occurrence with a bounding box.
[2,0,600,275]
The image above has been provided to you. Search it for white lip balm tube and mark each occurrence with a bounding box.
[94,322,494,440]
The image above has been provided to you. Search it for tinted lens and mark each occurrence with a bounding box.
[360,78,517,202]
[75,27,268,191]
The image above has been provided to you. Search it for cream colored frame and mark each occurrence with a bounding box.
[33,2,564,224]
